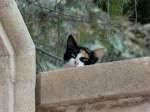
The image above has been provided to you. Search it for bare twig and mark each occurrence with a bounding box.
[36,46,63,63]
[107,0,110,16]
[134,0,138,24]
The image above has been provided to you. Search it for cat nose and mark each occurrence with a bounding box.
[75,61,78,65]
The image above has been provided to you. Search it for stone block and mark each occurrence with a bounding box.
[36,57,150,112]
[37,57,150,105]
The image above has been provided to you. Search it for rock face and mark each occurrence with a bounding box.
[36,57,150,112]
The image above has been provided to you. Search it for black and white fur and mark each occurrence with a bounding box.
[64,35,104,67]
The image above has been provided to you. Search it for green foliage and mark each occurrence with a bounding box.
[94,0,131,18]
[109,33,124,51]
[16,0,150,72]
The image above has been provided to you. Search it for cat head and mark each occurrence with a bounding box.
[64,34,105,67]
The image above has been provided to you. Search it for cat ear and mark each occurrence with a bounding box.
[67,34,78,49]
[93,48,105,59]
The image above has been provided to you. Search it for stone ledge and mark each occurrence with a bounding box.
[36,57,150,110]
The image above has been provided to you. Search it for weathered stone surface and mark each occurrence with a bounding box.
[0,0,35,56]
[0,22,15,112]
[0,58,14,112]
[37,57,150,105]
[0,0,36,112]
[0,38,9,56]
[37,98,150,112]
[36,57,150,111]
[15,55,36,112]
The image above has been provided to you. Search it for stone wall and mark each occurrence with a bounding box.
[36,57,150,112]
[0,0,36,112]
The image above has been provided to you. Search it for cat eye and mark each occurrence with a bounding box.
[71,53,76,58]
[80,57,89,62]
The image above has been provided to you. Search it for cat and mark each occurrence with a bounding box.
[64,34,105,67]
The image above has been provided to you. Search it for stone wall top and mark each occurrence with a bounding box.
[36,57,150,107]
